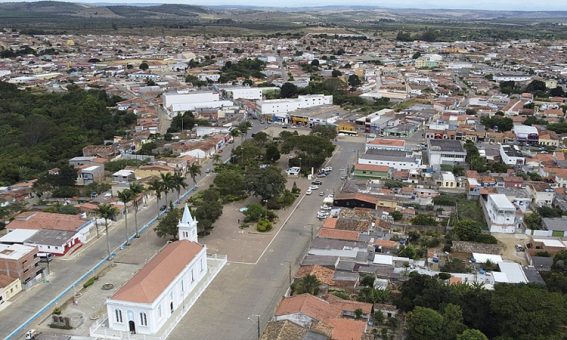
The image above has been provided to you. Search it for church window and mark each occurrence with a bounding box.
[140,312,147,326]
[115,309,123,323]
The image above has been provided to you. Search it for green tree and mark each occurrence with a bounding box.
[348,74,362,88]
[280,82,298,98]
[331,69,342,77]
[117,189,134,246]
[524,212,542,230]
[214,168,246,199]
[139,61,149,70]
[128,182,144,238]
[160,172,175,206]
[188,163,202,184]
[248,166,286,201]
[292,274,321,295]
[171,171,188,201]
[95,203,119,259]
[442,304,466,340]
[147,178,164,218]
[457,329,488,340]
[391,210,403,221]
[406,307,444,340]
[264,143,281,163]
[453,219,482,241]
[411,214,437,226]
[154,207,181,240]
[490,284,567,339]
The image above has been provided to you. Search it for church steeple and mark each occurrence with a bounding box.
[178,204,198,242]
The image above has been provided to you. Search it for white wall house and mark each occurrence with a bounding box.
[427,139,466,169]
[106,205,206,335]
[500,145,525,166]
[483,194,520,234]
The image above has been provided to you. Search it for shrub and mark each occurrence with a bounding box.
[438,272,451,280]
[53,307,62,315]
[256,219,273,232]
[83,276,98,289]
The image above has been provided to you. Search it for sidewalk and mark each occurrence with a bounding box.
[89,256,227,340]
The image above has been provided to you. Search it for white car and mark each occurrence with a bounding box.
[323,167,333,172]
[306,189,313,195]
[309,185,319,190]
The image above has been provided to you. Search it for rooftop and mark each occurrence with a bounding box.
[428,139,465,153]
[0,244,36,260]
[8,211,90,232]
[111,240,204,304]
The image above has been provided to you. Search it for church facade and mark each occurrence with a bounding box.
[106,204,207,335]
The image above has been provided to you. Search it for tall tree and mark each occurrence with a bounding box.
[95,203,119,260]
[172,171,188,201]
[442,304,466,340]
[147,178,164,218]
[128,182,144,238]
[406,307,444,340]
[160,172,175,206]
[280,82,298,98]
[154,207,181,240]
[117,189,134,246]
[188,163,202,184]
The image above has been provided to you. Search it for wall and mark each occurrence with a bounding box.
[107,246,207,335]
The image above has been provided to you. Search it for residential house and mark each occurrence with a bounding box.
[6,211,95,254]
[526,182,555,207]
[500,145,525,166]
[542,217,567,237]
[0,274,22,306]
[353,164,390,179]
[76,165,105,186]
[482,194,520,233]
[365,138,406,152]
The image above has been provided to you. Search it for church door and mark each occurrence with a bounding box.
[129,320,136,334]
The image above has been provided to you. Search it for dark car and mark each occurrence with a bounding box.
[311,180,322,185]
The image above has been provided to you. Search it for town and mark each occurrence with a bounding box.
[0,5,567,340]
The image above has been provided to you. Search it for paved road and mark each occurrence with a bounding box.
[169,140,365,340]
[0,121,265,339]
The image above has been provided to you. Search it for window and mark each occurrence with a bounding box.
[115,309,123,323]
[158,305,162,318]
[181,279,184,292]
[191,269,194,283]
[140,312,147,326]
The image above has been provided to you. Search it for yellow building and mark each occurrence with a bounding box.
[0,275,22,305]
[336,121,358,136]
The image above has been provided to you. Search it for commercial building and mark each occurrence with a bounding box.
[358,149,421,171]
[0,244,41,284]
[512,125,539,145]
[0,275,22,306]
[259,95,333,122]
[427,139,466,169]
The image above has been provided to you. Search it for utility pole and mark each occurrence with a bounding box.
[256,314,261,339]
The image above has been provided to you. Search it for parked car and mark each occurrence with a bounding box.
[306,189,313,195]
[309,185,319,190]
[323,167,333,172]
[319,192,325,196]
[311,180,323,185]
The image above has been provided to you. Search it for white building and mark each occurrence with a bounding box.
[223,87,263,100]
[499,145,525,166]
[106,205,206,335]
[358,150,421,171]
[427,139,466,170]
[259,95,333,118]
[483,194,520,234]
[162,91,233,116]
[493,74,532,82]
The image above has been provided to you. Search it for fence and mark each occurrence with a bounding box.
[6,185,199,340]
[89,256,227,340]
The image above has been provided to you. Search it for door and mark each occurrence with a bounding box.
[129,320,136,334]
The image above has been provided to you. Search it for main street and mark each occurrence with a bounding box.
[169,139,364,340]
[0,121,265,339]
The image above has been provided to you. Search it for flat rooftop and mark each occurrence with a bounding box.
[428,139,465,153]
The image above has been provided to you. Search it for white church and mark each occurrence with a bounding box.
[105,204,209,335]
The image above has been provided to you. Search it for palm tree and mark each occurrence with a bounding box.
[117,189,134,246]
[95,203,119,260]
[129,182,144,238]
[172,171,188,202]
[301,274,321,295]
[212,153,222,165]
[160,172,175,206]
[188,163,202,184]
[148,178,164,218]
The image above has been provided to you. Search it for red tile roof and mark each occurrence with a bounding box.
[111,240,204,304]
[7,212,89,232]
[354,163,390,172]
[319,228,360,241]
[328,318,367,340]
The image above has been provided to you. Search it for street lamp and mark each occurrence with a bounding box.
[282,261,293,286]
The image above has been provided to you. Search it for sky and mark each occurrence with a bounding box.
[1,0,567,11]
